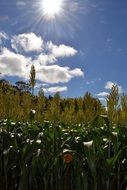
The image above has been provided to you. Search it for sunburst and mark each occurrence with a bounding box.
[41,0,63,19]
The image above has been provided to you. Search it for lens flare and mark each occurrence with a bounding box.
[42,0,63,19]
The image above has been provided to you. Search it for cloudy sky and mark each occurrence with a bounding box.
[0,0,127,101]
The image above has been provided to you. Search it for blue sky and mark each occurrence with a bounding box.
[0,0,127,101]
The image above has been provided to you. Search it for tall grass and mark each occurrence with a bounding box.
[0,116,127,190]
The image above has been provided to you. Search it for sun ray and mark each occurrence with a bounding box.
[42,0,63,19]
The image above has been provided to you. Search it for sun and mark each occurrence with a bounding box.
[42,0,63,19]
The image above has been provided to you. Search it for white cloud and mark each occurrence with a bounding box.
[47,42,77,58]
[117,86,123,94]
[0,31,84,86]
[34,54,57,65]
[0,32,8,40]
[0,32,8,44]
[34,42,77,65]
[105,81,115,89]
[0,47,83,84]
[69,68,84,77]
[35,83,49,90]
[99,98,106,102]
[0,48,30,78]
[36,65,84,84]
[105,81,123,94]
[11,33,78,62]
[96,92,109,97]
[43,86,67,93]
[11,33,43,53]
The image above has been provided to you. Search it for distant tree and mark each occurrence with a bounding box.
[15,81,30,92]
[48,95,53,101]
[0,79,10,85]
[29,65,36,95]
[107,85,119,124]
[54,91,61,100]
[48,92,61,122]
[74,98,79,113]
[82,92,102,124]
[60,101,65,114]
[0,79,11,94]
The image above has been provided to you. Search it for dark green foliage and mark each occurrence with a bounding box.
[0,119,127,190]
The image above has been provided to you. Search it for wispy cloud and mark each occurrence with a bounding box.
[68,2,79,12]
[96,92,109,97]
[0,32,8,44]
[86,80,94,85]
[43,86,67,93]
[105,37,113,52]
[0,32,8,39]
[0,16,9,21]
[35,83,49,91]
[16,1,26,7]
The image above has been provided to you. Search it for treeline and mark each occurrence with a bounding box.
[0,78,102,123]
[0,78,127,125]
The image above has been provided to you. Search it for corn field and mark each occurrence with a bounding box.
[0,115,127,190]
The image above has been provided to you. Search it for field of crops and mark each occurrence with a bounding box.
[0,115,127,190]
